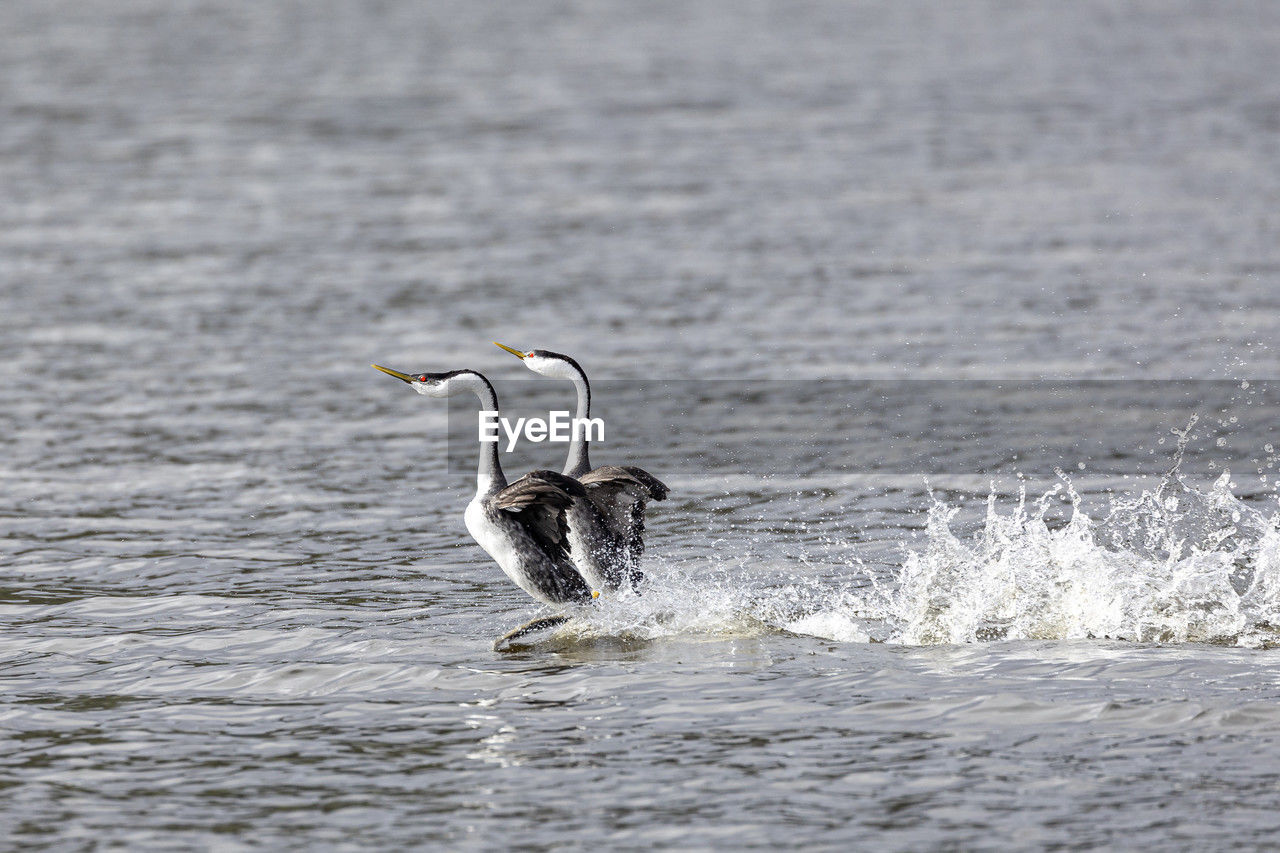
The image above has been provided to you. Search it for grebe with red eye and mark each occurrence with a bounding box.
[371,363,604,647]
[494,343,669,586]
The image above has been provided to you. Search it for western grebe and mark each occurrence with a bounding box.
[493,344,669,584]
[371,364,596,620]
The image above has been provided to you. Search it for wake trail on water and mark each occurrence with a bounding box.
[560,423,1280,648]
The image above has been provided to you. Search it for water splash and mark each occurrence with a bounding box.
[884,468,1280,646]
[557,437,1280,648]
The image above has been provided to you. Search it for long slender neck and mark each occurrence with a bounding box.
[562,366,592,478]
[456,372,506,495]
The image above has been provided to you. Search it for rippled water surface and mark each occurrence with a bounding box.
[5,1,1280,848]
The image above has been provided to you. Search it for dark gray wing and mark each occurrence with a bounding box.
[491,470,588,563]
[577,466,669,565]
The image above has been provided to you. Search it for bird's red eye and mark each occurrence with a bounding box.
[419,375,428,382]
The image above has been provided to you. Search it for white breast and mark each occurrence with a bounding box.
[464,497,541,599]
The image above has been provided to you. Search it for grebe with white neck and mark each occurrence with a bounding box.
[371,363,596,611]
[494,343,669,586]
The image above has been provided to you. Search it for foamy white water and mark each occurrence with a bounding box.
[548,454,1280,649]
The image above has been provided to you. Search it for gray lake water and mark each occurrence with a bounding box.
[4,1,1280,849]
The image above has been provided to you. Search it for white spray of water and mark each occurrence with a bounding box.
[880,469,1280,646]
[560,423,1280,648]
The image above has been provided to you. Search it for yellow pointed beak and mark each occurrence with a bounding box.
[493,341,526,359]
[371,363,415,383]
